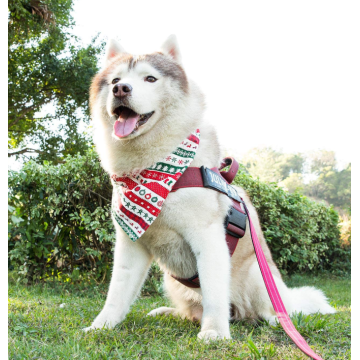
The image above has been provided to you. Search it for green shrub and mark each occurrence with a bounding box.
[8,150,114,283]
[8,152,350,283]
[234,165,350,274]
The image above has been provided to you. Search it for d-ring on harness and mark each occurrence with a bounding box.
[170,157,325,360]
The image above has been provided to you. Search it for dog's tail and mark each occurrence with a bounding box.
[240,263,336,324]
[283,285,336,316]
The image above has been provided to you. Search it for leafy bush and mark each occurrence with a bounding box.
[8,152,350,284]
[234,165,350,274]
[141,263,164,297]
[8,150,114,283]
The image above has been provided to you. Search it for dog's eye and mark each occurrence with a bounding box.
[145,76,157,83]
[112,78,120,84]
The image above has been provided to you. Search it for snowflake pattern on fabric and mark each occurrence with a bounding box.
[111,129,200,241]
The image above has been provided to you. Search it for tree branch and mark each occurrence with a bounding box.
[8,148,44,157]
[9,96,53,129]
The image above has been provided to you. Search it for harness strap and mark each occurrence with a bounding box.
[172,273,200,288]
[171,167,204,191]
[172,157,240,192]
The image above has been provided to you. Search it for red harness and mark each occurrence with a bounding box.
[170,157,246,287]
[170,157,324,360]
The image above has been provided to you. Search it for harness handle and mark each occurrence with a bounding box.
[219,157,239,184]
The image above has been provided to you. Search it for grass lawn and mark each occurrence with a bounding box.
[8,272,350,359]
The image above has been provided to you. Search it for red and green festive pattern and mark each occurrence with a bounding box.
[111,129,200,241]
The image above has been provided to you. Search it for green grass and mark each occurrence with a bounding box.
[8,273,350,359]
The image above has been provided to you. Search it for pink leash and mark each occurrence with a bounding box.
[243,202,324,360]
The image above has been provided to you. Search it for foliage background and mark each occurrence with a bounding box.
[8,0,103,162]
[7,1,350,287]
[240,147,351,213]
[8,151,350,284]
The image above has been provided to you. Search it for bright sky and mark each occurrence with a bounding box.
[9,0,359,171]
[71,0,358,169]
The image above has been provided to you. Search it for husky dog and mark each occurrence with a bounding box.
[84,35,335,340]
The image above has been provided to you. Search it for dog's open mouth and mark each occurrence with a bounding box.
[113,106,154,138]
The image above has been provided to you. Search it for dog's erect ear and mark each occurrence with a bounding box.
[160,35,182,64]
[105,39,126,63]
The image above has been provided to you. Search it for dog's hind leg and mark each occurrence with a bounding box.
[147,273,204,322]
[147,307,178,317]
[147,305,203,322]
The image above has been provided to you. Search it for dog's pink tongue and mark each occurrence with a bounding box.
[114,108,140,138]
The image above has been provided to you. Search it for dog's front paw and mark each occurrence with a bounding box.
[82,322,114,332]
[82,323,110,332]
[82,325,96,332]
[197,329,231,342]
[82,315,119,332]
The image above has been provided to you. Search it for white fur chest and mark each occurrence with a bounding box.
[134,186,232,278]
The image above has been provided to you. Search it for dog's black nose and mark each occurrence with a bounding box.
[113,83,133,98]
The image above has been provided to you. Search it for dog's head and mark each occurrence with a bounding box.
[90,35,190,140]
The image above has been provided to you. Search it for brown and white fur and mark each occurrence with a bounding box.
[84,35,335,340]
